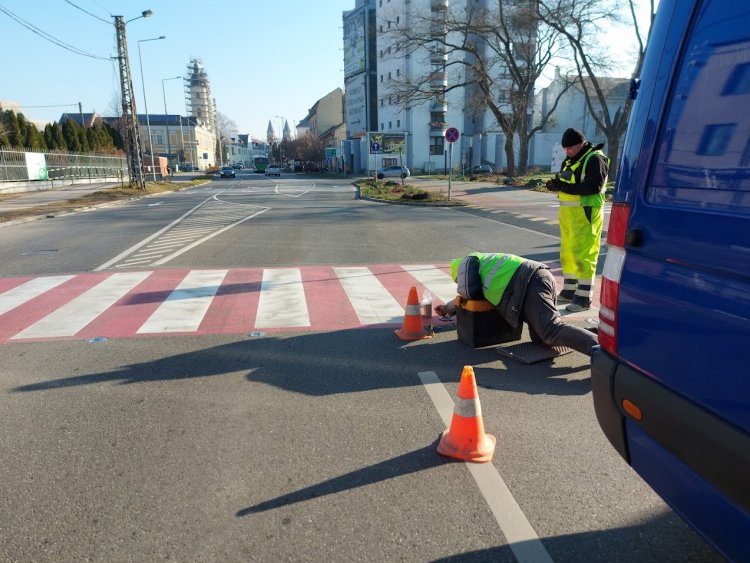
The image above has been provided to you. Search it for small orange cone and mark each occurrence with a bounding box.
[395,286,431,340]
[437,366,496,462]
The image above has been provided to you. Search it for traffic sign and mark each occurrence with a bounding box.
[371,142,380,152]
[445,127,460,143]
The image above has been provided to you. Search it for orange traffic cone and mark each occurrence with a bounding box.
[395,286,431,340]
[437,366,496,462]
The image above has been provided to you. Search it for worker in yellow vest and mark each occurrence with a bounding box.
[546,128,610,312]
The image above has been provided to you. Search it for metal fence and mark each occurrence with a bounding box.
[0,149,127,182]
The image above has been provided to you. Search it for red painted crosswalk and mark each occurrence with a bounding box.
[0,264,598,344]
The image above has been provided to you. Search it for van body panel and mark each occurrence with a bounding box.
[591,0,750,557]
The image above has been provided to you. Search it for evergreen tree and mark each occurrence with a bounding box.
[5,110,22,148]
[103,121,123,151]
[44,124,56,149]
[51,122,66,150]
[62,118,82,152]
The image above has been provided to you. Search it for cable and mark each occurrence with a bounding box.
[0,4,109,60]
[62,0,110,24]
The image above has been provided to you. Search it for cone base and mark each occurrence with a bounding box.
[437,429,496,463]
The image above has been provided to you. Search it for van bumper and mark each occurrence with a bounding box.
[591,346,750,514]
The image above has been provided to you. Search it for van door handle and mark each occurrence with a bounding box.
[626,229,643,247]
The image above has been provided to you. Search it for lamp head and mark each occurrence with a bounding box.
[142,10,153,18]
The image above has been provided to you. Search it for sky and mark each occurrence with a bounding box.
[1,1,654,140]
[1,0,354,140]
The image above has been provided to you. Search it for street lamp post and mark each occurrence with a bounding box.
[137,35,165,182]
[112,9,153,189]
[162,75,181,171]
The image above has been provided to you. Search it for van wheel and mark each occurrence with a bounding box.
[377,173,384,179]
[400,173,406,179]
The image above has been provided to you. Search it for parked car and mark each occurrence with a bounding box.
[265,164,282,177]
[377,166,410,179]
[471,164,493,175]
[232,163,242,170]
[181,163,200,172]
[591,1,750,559]
[219,166,236,178]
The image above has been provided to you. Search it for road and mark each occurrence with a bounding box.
[0,173,719,561]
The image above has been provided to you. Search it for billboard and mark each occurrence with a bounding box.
[343,9,366,78]
[368,133,406,155]
[345,74,367,137]
[25,152,48,180]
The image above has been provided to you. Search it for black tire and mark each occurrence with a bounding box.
[377,173,384,179]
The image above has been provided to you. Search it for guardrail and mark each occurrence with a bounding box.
[0,149,127,182]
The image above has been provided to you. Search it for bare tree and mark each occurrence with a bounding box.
[384,0,573,175]
[537,0,656,179]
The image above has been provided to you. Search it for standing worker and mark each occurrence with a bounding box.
[546,128,610,312]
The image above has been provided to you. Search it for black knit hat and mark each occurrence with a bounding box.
[561,128,585,148]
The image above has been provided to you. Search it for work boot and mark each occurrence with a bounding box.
[557,289,575,302]
[566,296,591,312]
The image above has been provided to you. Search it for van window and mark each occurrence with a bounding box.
[650,2,750,212]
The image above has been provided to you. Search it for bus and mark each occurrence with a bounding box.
[252,156,269,173]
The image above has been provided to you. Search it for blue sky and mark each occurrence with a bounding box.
[1,0,354,139]
[1,1,653,140]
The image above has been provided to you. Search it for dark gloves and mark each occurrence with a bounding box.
[545,178,561,191]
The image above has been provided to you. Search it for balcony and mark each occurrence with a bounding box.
[429,121,447,133]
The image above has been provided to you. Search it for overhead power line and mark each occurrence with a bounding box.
[63,0,110,25]
[0,4,109,60]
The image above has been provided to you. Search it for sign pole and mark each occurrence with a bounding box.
[448,143,453,201]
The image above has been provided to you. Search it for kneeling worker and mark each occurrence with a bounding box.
[436,252,598,356]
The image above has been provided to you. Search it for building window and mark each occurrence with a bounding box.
[397,120,400,127]
[155,132,164,146]
[388,72,391,79]
[396,69,400,77]
[697,123,736,156]
[430,136,444,155]
[380,75,384,82]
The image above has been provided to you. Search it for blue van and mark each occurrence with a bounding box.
[591,0,750,559]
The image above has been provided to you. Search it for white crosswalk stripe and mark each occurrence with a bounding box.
[137,270,228,333]
[335,267,404,324]
[13,272,151,339]
[0,275,74,316]
[401,265,456,304]
[255,268,310,328]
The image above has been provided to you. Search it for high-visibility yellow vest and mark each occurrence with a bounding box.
[450,252,524,306]
[558,147,609,207]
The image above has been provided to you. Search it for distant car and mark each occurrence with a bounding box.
[265,164,282,177]
[182,164,200,171]
[471,164,493,175]
[219,166,236,178]
[377,166,410,179]
[232,163,242,170]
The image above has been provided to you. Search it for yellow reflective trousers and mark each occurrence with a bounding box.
[559,200,603,281]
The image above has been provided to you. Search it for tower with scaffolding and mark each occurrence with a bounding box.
[183,58,218,168]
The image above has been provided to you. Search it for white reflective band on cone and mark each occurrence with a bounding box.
[405,304,421,315]
[454,396,482,418]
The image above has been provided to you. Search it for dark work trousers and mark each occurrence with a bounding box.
[520,268,598,356]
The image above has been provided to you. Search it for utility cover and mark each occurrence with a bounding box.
[496,342,572,364]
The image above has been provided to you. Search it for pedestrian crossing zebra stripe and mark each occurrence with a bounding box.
[0,265,454,343]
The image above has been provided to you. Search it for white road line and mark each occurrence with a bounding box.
[401,265,456,304]
[255,268,310,328]
[334,267,404,324]
[137,270,227,333]
[0,275,74,316]
[13,272,152,339]
[449,208,560,240]
[418,371,553,563]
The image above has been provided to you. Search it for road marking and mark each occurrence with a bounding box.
[137,270,227,333]
[255,268,310,328]
[400,265,455,304]
[449,208,560,240]
[0,275,74,316]
[334,267,404,324]
[14,272,151,338]
[418,371,553,563]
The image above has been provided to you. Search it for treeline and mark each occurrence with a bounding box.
[0,106,124,155]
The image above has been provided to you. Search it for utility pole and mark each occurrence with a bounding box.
[114,15,145,189]
[78,102,84,128]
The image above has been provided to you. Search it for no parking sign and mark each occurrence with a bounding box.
[445,127,460,143]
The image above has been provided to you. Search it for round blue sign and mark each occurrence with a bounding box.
[445,127,460,143]
[371,142,380,152]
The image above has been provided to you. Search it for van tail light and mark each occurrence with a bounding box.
[599,203,631,355]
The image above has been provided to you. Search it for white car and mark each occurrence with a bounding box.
[265,164,282,177]
[377,166,410,179]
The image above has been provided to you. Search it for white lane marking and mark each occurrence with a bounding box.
[137,270,227,333]
[255,268,310,328]
[13,272,152,339]
[150,207,269,266]
[401,265,456,304]
[334,267,404,324]
[448,208,560,240]
[418,371,553,563]
[0,275,74,316]
[95,192,227,271]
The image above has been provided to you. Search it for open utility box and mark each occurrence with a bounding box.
[455,297,522,348]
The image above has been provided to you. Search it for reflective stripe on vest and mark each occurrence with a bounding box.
[482,253,508,292]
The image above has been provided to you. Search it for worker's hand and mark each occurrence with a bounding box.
[545,178,561,191]
[435,302,457,318]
